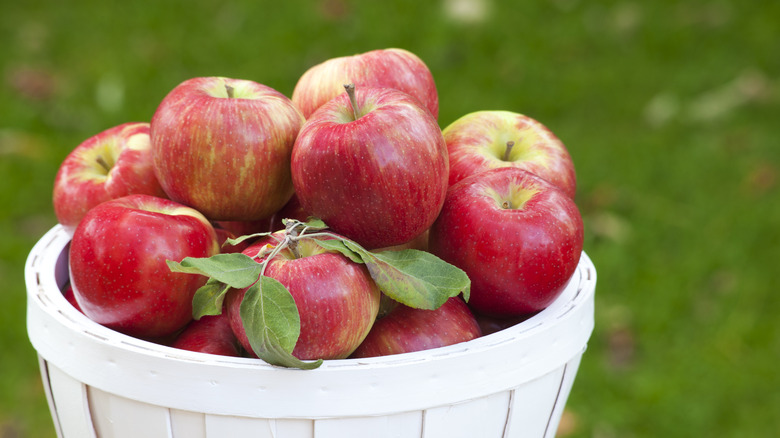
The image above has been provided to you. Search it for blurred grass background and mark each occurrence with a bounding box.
[2,0,778,437]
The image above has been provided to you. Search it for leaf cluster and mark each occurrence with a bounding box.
[167,219,470,369]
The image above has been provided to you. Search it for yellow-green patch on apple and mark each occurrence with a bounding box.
[443,110,577,199]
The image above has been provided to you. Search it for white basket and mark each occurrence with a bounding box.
[26,225,596,438]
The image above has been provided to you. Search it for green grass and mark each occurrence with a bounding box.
[2,1,778,436]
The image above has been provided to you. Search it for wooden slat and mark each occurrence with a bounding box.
[422,391,511,438]
[204,414,314,437]
[38,357,64,438]
[170,409,206,438]
[314,410,422,437]
[503,362,570,438]
[87,386,171,438]
[47,364,97,438]
[542,354,583,438]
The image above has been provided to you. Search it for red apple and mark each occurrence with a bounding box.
[350,297,482,358]
[212,225,254,254]
[291,85,448,249]
[62,283,83,313]
[443,110,577,199]
[150,76,305,221]
[374,229,430,253]
[428,167,583,317]
[69,194,220,338]
[225,231,381,360]
[265,193,310,232]
[213,193,310,239]
[474,313,535,337]
[214,218,273,238]
[292,48,439,119]
[52,122,167,234]
[170,312,243,357]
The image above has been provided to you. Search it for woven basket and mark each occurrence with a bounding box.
[26,225,596,438]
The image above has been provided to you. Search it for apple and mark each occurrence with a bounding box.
[225,231,381,360]
[213,193,310,240]
[170,312,243,357]
[350,296,482,358]
[211,194,310,252]
[474,313,535,337]
[52,122,167,234]
[442,110,577,199]
[428,167,583,317]
[214,218,273,238]
[212,225,254,254]
[62,283,83,313]
[264,193,310,232]
[374,229,430,253]
[292,48,439,119]
[291,85,448,249]
[150,76,305,221]
[69,194,220,338]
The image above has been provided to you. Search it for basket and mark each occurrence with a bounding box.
[26,225,596,438]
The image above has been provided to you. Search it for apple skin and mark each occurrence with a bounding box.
[212,194,311,254]
[265,193,310,232]
[474,312,535,337]
[150,76,305,221]
[225,232,381,360]
[69,194,220,339]
[428,167,583,317]
[374,229,430,253]
[214,217,273,239]
[350,297,482,358]
[52,122,168,234]
[170,312,243,357]
[291,86,449,249]
[212,225,254,254]
[443,110,577,199]
[292,48,439,119]
[62,283,83,313]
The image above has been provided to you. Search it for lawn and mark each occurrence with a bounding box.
[2,1,778,437]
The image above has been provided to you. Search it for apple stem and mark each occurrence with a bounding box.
[289,239,302,259]
[502,201,512,209]
[286,223,302,259]
[344,83,360,121]
[95,156,112,174]
[225,83,235,99]
[503,141,515,161]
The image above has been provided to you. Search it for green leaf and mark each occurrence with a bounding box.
[357,244,471,309]
[225,231,272,247]
[312,238,364,264]
[283,217,328,231]
[312,237,471,310]
[191,278,231,319]
[167,253,262,289]
[239,276,322,369]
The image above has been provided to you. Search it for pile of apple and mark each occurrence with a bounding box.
[53,48,583,369]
